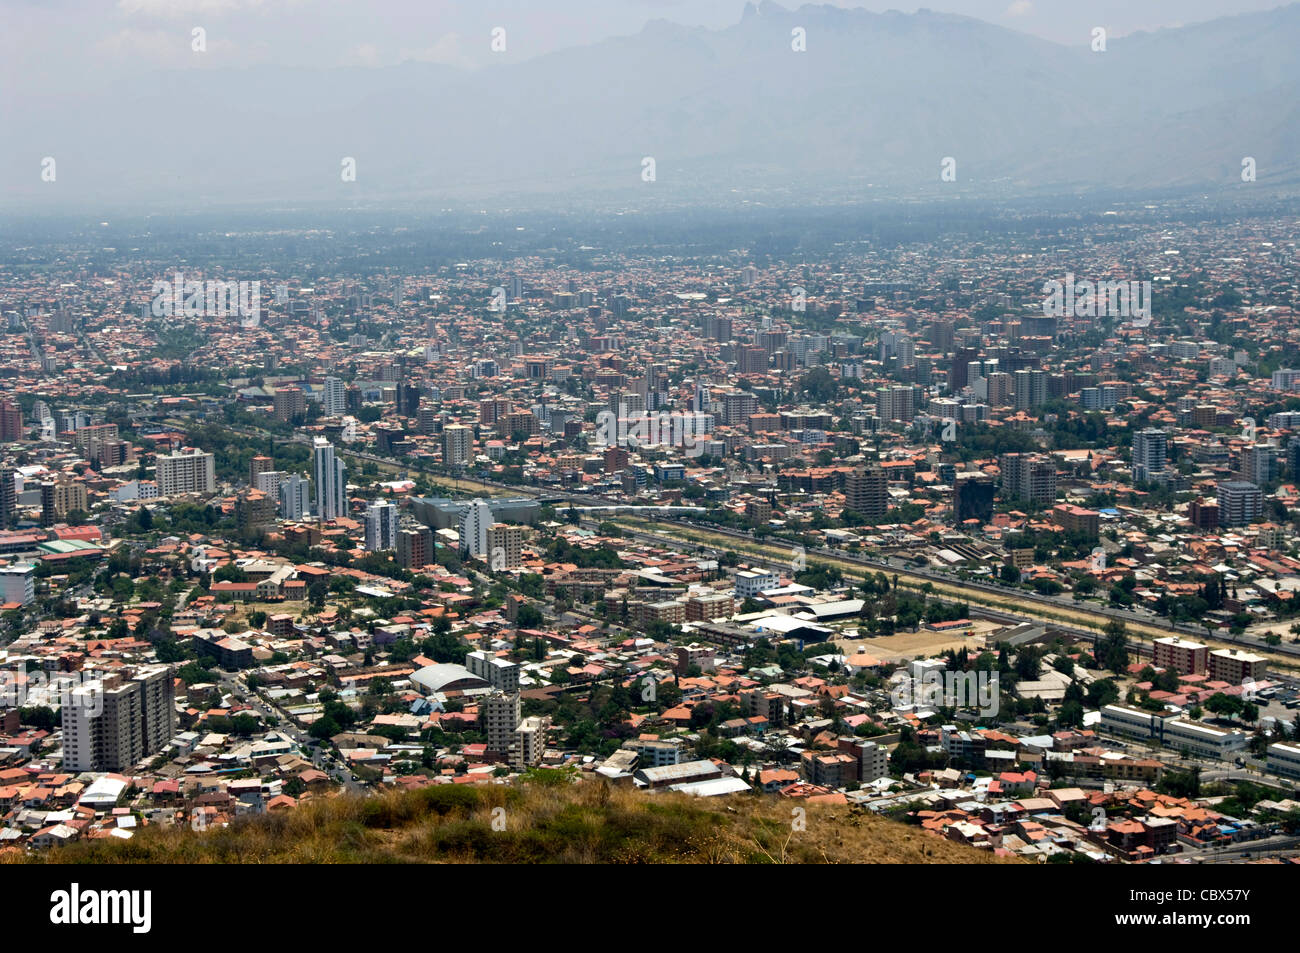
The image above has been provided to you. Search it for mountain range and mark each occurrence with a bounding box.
[5,1,1300,210]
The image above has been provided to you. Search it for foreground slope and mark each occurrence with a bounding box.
[5,781,1011,865]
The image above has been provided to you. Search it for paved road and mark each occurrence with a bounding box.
[219,672,366,794]
[1177,833,1300,863]
[197,416,1300,670]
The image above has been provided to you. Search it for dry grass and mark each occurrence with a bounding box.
[7,780,1014,865]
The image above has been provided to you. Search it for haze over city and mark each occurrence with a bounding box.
[2,0,1299,917]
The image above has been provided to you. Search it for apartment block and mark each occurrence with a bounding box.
[1153,637,1208,676]
[1209,648,1267,685]
[156,449,216,498]
[480,690,521,761]
[466,650,520,693]
[61,667,175,773]
[486,522,523,569]
[1267,741,1300,780]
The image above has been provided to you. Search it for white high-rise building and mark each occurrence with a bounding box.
[322,376,346,417]
[693,381,710,413]
[364,500,398,552]
[458,499,493,558]
[0,563,35,606]
[1240,444,1273,487]
[279,473,311,520]
[312,437,347,521]
[156,449,216,497]
[1132,429,1168,484]
[254,469,284,502]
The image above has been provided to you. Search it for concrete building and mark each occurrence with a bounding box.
[363,500,398,552]
[61,667,175,773]
[515,716,549,769]
[953,473,995,525]
[0,466,15,529]
[1161,719,1247,760]
[249,454,274,487]
[279,473,311,520]
[481,690,521,761]
[1209,648,1267,686]
[734,568,778,601]
[1132,428,1167,484]
[844,466,888,520]
[312,437,347,521]
[442,424,472,466]
[486,522,523,569]
[1099,704,1162,741]
[253,467,283,502]
[1267,741,1300,780]
[1217,480,1263,527]
[322,376,347,417]
[466,650,520,692]
[156,449,216,498]
[272,387,306,423]
[396,526,435,570]
[458,499,493,558]
[41,480,88,524]
[0,563,35,606]
[1153,637,1208,676]
[1239,444,1273,487]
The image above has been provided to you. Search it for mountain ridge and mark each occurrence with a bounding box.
[4,3,1298,210]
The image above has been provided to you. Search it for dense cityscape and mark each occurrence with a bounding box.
[5,5,1300,914]
[1,197,1299,867]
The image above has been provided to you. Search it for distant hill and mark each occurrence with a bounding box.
[7,1,1300,209]
[4,778,1012,864]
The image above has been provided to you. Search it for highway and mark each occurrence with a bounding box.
[604,516,1300,674]
[190,417,1300,672]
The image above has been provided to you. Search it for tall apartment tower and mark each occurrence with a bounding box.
[1000,452,1057,505]
[481,690,522,762]
[442,424,472,466]
[156,449,216,497]
[459,499,494,558]
[1020,456,1057,505]
[272,387,306,423]
[0,400,24,442]
[364,500,398,552]
[844,467,888,521]
[249,454,274,487]
[279,473,311,519]
[0,466,15,529]
[1217,480,1263,527]
[1132,429,1168,484]
[953,473,996,525]
[254,468,284,503]
[61,667,175,773]
[322,376,347,417]
[514,716,550,770]
[396,526,435,570]
[312,437,347,521]
[1013,369,1048,410]
[486,522,524,569]
[875,385,915,423]
[1239,444,1273,487]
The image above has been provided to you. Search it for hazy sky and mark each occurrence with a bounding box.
[1,0,1289,89]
